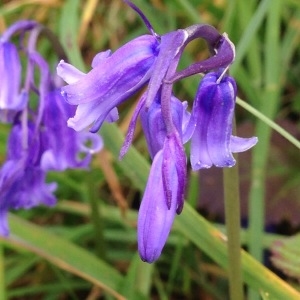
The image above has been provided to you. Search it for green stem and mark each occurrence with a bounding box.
[176,205,300,300]
[0,243,7,300]
[236,98,300,150]
[86,171,106,259]
[223,164,243,300]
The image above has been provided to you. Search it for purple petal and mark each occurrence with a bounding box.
[78,132,104,154]
[181,101,192,143]
[0,209,9,237]
[105,107,119,123]
[67,100,109,131]
[206,76,236,167]
[190,74,218,169]
[57,60,85,84]
[0,122,57,237]
[230,136,258,153]
[145,30,187,107]
[120,93,147,159]
[138,150,177,263]
[60,35,159,132]
[0,42,22,111]
[162,133,187,213]
[91,50,111,68]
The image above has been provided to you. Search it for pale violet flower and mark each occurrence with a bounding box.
[188,71,258,169]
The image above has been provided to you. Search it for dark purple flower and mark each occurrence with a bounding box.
[189,72,258,169]
[57,35,160,132]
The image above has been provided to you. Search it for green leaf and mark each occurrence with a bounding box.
[59,0,85,70]
[119,253,153,300]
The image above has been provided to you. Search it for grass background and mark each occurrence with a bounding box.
[1,0,300,299]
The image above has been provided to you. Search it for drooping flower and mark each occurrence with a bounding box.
[189,71,258,169]
[57,35,160,132]
[0,41,24,121]
[0,21,38,122]
[113,1,247,263]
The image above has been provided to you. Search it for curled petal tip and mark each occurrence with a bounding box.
[230,136,258,153]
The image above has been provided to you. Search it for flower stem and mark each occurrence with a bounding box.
[223,164,243,300]
[0,243,7,300]
[237,98,300,150]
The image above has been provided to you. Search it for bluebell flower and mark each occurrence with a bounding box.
[112,1,247,263]
[0,41,24,122]
[54,0,257,264]
[57,35,160,132]
[189,71,258,169]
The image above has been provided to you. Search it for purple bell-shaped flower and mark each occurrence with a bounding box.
[189,71,258,169]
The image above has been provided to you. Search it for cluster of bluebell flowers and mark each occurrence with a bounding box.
[57,0,258,263]
[0,21,102,236]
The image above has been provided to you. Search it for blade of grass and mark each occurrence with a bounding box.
[0,243,7,300]
[280,9,300,78]
[59,0,85,70]
[248,0,282,264]
[248,1,282,298]
[84,171,107,259]
[174,0,203,24]
[235,1,262,93]
[231,0,271,76]
[236,98,300,150]
[7,281,89,298]
[5,255,38,285]
[119,253,153,299]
